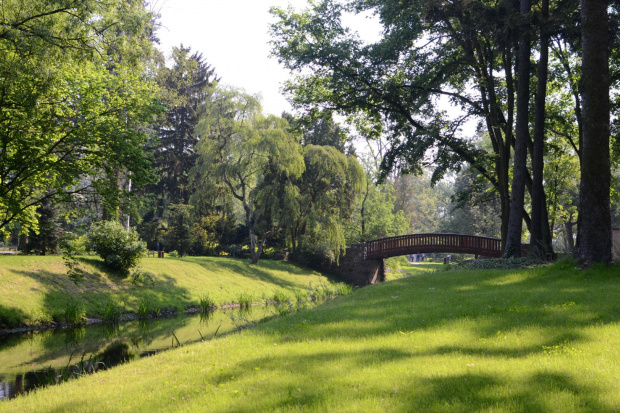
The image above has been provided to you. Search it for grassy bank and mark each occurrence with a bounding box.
[0,255,337,328]
[4,259,620,411]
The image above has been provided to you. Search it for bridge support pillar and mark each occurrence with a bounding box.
[317,243,384,287]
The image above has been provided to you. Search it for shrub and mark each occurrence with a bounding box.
[85,221,146,277]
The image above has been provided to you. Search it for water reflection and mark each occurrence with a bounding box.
[0,307,272,400]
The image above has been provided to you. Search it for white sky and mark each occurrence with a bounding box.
[155,0,381,117]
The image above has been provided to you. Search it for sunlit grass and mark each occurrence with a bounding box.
[4,261,620,411]
[0,255,337,327]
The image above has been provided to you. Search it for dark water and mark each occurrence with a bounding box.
[0,307,273,400]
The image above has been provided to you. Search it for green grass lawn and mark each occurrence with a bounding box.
[0,255,337,327]
[4,259,620,411]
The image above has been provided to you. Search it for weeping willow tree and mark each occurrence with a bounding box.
[192,88,305,264]
[287,145,365,264]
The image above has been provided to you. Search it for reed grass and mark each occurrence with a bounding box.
[199,293,216,313]
[237,293,253,310]
[63,300,85,326]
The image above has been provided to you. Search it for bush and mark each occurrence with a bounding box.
[85,221,146,277]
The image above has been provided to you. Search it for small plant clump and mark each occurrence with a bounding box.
[237,293,253,310]
[64,299,86,326]
[85,221,147,278]
[199,293,216,313]
[292,288,307,303]
[130,269,155,285]
[271,291,289,305]
[100,302,121,324]
[136,299,151,319]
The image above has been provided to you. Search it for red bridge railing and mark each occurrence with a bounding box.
[365,233,503,260]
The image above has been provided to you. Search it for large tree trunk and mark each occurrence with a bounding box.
[504,0,532,257]
[576,0,612,265]
[249,229,260,264]
[565,218,576,253]
[530,0,550,259]
[500,49,515,248]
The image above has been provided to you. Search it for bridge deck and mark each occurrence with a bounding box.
[365,233,503,259]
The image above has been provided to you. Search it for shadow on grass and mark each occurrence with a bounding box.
[185,257,341,290]
[11,264,194,324]
[196,347,612,412]
[255,261,620,361]
[0,305,29,329]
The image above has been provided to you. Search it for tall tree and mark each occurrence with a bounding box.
[576,0,612,265]
[286,144,365,260]
[193,88,305,264]
[504,0,533,257]
[283,110,350,152]
[154,46,218,207]
[0,0,161,233]
[529,0,551,259]
[271,0,523,247]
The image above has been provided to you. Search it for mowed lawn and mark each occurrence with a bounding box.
[0,255,336,327]
[4,260,620,412]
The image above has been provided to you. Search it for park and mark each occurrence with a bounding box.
[1,0,620,411]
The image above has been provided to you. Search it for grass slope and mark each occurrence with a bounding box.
[0,256,335,327]
[4,260,620,412]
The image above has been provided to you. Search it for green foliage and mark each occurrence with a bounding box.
[85,221,146,277]
[392,173,450,233]
[291,145,365,263]
[59,233,86,283]
[99,302,122,324]
[162,204,193,256]
[154,46,218,206]
[25,198,61,255]
[130,270,155,285]
[385,256,410,272]
[438,166,502,238]
[0,0,161,233]
[190,215,221,255]
[271,291,290,305]
[63,300,85,327]
[238,293,253,310]
[193,88,305,264]
[0,306,25,328]
[284,110,350,152]
[348,179,409,243]
[136,299,151,319]
[199,294,216,313]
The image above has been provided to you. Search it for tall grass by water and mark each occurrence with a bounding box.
[4,260,620,412]
[0,255,338,327]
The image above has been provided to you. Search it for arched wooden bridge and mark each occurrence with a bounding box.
[365,233,503,260]
[322,233,519,287]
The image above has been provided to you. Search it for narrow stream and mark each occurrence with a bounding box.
[0,306,274,400]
